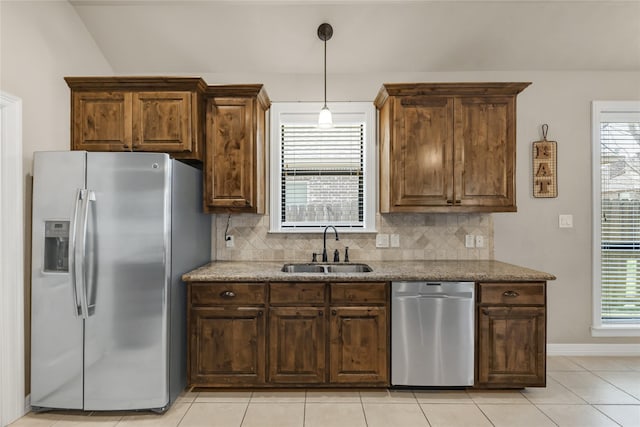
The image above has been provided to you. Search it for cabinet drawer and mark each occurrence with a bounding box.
[478,282,545,305]
[190,283,266,306]
[270,283,326,305]
[330,283,387,305]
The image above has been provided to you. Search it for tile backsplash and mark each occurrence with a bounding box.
[213,213,493,262]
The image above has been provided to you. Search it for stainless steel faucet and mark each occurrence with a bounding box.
[322,225,339,262]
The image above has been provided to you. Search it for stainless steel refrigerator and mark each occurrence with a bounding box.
[30,151,211,412]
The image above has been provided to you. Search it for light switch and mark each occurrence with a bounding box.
[376,233,389,248]
[559,214,574,228]
[390,234,400,247]
[475,235,484,248]
[465,234,475,248]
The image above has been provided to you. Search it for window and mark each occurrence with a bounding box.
[592,101,640,336]
[270,102,376,232]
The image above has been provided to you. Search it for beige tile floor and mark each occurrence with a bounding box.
[10,356,640,427]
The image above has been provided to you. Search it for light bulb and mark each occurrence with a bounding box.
[318,106,333,128]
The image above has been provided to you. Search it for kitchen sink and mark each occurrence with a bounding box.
[281,263,373,273]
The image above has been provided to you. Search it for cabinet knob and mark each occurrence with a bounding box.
[123,144,129,149]
[331,310,337,316]
[503,290,519,298]
[258,310,263,317]
[319,310,324,317]
[220,290,236,298]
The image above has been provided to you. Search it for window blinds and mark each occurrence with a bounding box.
[280,123,364,229]
[600,121,640,323]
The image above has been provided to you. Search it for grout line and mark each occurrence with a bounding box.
[302,390,307,427]
[588,404,625,427]
[529,403,561,427]
[472,401,496,427]
[588,371,640,403]
[415,397,434,427]
[238,399,250,427]
[175,399,194,427]
[360,394,369,427]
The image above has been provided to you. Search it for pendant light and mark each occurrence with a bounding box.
[317,23,333,128]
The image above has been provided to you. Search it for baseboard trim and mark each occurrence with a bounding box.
[548,343,640,356]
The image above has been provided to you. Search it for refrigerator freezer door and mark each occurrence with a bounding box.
[83,152,171,410]
[31,151,86,410]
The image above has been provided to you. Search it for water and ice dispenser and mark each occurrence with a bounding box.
[43,221,70,272]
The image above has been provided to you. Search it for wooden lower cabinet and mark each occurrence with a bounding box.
[329,306,388,384]
[187,281,389,388]
[476,282,547,388]
[269,307,326,384]
[189,307,266,387]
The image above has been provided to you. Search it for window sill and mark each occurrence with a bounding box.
[591,325,640,337]
[268,228,377,234]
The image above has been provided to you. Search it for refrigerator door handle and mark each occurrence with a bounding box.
[86,190,97,315]
[77,189,93,320]
[69,188,83,317]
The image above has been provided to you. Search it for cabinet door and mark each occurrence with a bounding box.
[268,307,326,384]
[189,307,265,387]
[71,91,132,151]
[329,307,388,384]
[454,97,516,210]
[477,306,546,387]
[205,97,256,212]
[391,96,454,209]
[132,92,193,153]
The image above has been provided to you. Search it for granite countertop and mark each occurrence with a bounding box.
[182,260,556,283]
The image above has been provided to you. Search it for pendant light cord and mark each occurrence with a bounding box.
[323,37,327,109]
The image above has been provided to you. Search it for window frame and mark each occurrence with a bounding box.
[269,102,376,233]
[592,100,640,337]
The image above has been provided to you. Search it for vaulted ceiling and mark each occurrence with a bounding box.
[70,0,640,74]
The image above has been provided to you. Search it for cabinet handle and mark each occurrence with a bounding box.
[319,311,324,317]
[123,144,129,149]
[503,290,519,298]
[258,310,263,317]
[455,200,462,204]
[220,290,236,298]
[446,199,454,205]
[331,310,337,316]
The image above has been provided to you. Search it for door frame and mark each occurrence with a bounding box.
[0,91,26,425]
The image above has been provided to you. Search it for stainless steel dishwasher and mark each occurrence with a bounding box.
[391,281,475,387]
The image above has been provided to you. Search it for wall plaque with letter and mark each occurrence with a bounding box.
[533,124,557,198]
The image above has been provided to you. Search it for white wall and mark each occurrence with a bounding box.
[1,0,114,173]
[0,0,113,398]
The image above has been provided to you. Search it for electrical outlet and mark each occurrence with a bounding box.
[376,233,389,248]
[475,235,484,248]
[225,235,234,248]
[390,234,400,247]
[465,234,475,248]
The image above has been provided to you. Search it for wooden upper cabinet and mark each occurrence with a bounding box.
[70,91,133,151]
[65,77,206,161]
[204,85,270,214]
[132,91,193,153]
[375,83,530,213]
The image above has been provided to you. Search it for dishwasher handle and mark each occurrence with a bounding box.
[395,293,474,300]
